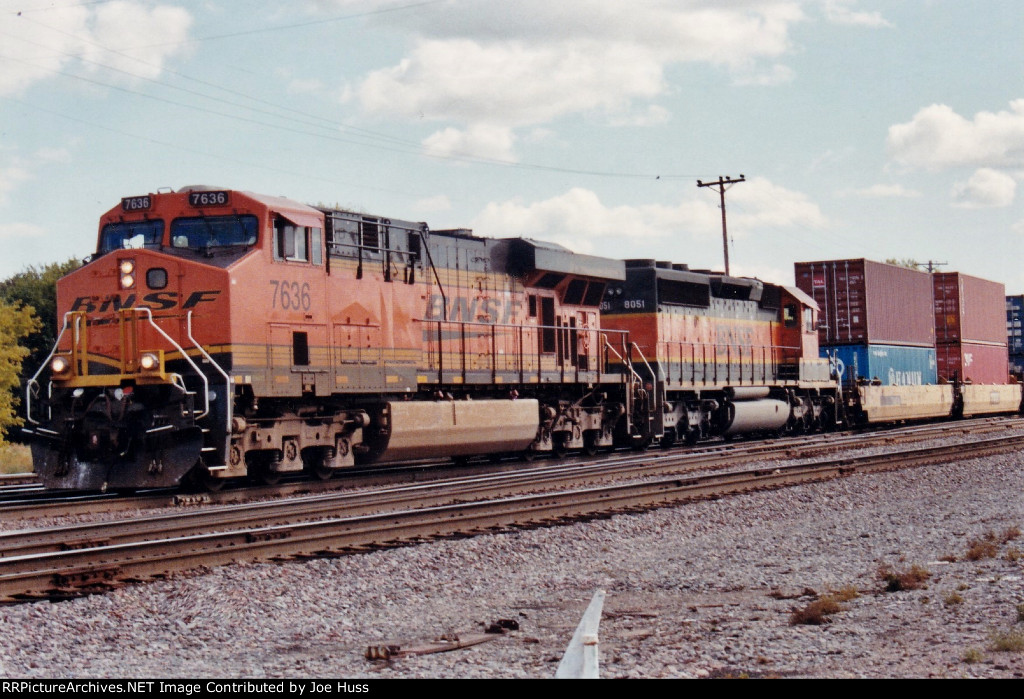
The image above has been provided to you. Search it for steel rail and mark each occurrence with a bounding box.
[2,433,1023,603]
[5,415,1021,520]
[6,417,1022,557]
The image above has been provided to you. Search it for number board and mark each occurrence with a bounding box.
[188,191,230,207]
[121,195,152,212]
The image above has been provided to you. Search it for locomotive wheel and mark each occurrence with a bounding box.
[310,463,333,481]
[552,433,569,459]
[582,432,600,457]
[660,428,676,450]
[252,462,282,486]
[307,448,334,481]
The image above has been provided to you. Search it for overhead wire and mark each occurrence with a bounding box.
[4,4,702,181]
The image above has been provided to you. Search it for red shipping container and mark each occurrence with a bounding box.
[936,341,1010,384]
[933,272,1006,345]
[794,259,935,347]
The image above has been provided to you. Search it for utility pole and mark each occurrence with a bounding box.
[925,260,947,273]
[697,174,745,276]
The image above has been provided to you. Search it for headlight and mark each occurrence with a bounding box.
[50,356,70,376]
[119,259,136,289]
[139,352,160,372]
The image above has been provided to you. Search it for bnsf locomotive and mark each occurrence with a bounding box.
[21,186,1012,493]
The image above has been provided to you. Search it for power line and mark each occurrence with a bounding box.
[5,13,701,181]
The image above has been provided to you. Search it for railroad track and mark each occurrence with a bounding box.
[2,430,1022,604]
[4,415,1021,520]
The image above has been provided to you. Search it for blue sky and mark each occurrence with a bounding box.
[2,0,1023,292]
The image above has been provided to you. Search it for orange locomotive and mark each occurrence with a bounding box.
[599,259,837,447]
[23,186,633,490]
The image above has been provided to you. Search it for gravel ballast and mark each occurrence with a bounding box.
[1,451,1023,679]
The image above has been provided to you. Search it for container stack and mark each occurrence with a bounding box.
[1008,295,1024,378]
[794,259,937,386]
[933,273,1009,384]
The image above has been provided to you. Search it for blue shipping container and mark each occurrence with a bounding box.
[1007,295,1024,354]
[821,344,938,386]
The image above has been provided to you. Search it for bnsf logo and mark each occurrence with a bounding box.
[69,290,221,313]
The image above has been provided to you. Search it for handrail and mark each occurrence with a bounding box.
[186,310,230,428]
[24,312,74,425]
[133,307,210,419]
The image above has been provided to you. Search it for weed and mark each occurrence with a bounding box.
[988,629,1024,653]
[1017,603,1024,623]
[1007,547,1023,563]
[0,443,33,474]
[944,592,964,607]
[1002,526,1021,543]
[789,595,842,626]
[957,583,970,592]
[878,564,931,592]
[966,537,999,561]
[962,648,984,664]
[830,585,860,602]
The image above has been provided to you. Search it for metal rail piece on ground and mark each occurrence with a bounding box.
[556,589,606,679]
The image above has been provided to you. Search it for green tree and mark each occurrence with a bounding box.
[0,300,41,443]
[0,259,82,377]
[884,257,923,270]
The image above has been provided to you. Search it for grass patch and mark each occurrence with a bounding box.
[0,443,33,474]
[988,629,1024,653]
[830,585,860,602]
[878,564,931,592]
[962,648,984,664]
[789,595,842,626]
[943,591,964,607]
[1007,547,1022,563]
[966,536,999,561]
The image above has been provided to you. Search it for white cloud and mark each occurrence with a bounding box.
[357,1,809,133]
[731,63,796,87]
[0,0,192,96]
[471,178,827,255]
[843,184,921,198]
[887,100,1024,171]
[414,194,452,212]
[822,0,892,27]
[0,148,74,205]
[0,222,46,240]
[422,124,518,162]
[0,163,33,206]
[951,168,1017,208]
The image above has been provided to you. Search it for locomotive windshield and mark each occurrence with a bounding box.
[170,215,258,250]
[98,220,164,253]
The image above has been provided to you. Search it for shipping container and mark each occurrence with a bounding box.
[1010,353,1024,378]
[1007,295,1024,354]
[794,259,934,347]
[933,272,1006,344]
[822,343,937,386]
[936,341,1009,385]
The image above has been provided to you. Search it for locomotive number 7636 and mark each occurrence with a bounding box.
[269,280,312,311]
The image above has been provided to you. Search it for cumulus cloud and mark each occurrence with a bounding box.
[0,0,192,96]
[0,222,46,240]
[414,194,452,212]
[470,178,827,255]
[887,100,1024,171]
[822,0,892,27]
[951,168,1017,208]
[842,184,921,198]
[422,124,518,162]
[352,0,826,157]
[0,148,74,205]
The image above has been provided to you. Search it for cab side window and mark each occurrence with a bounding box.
[783,304,798,328]
[274,218,323,265]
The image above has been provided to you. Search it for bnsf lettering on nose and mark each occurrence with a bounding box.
[70,290,221,312]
